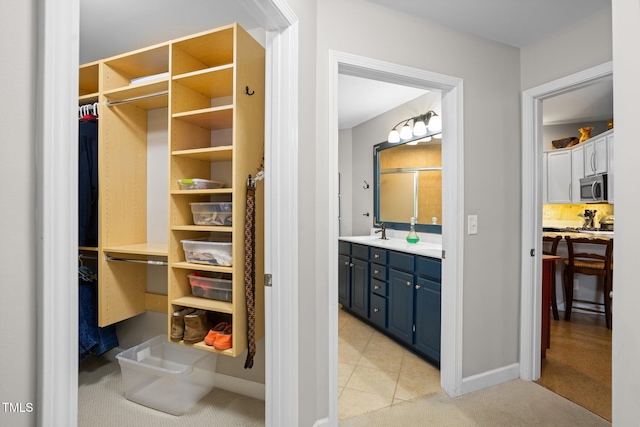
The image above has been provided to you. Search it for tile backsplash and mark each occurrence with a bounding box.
[543,203,614,227]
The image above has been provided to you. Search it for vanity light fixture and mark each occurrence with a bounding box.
[387,110,441,143]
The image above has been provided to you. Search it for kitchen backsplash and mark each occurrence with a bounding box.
[543,203,613,227]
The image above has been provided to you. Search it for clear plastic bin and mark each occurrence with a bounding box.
[189,202,232,226]
[178,179,224,190]
[116,335,217,415]
[181,238,232,266]
[188,273,233,301]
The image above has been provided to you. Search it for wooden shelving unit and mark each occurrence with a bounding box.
[78,23,264,357]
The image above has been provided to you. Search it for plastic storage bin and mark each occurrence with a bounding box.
[189,202,232,226]
[116,335,217,415]
[188,273,233,301]
[181,238,232,266]
[178,179,224,190]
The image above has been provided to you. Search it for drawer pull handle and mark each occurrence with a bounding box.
[374,269,380,275]
[415,285,421,290]
[349,263,354,267]
[406,281,411,286]
[373,308,379,313]
[374,254,379,259]
[374,285,379,290]
[344,261,349,266]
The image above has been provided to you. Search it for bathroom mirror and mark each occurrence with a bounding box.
[374,134,442,234]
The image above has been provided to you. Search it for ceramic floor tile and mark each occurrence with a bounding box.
[358,343,404,373]
[400,352,440,378]
[338,387,393,420]
[338,362,356,387]
[345,365,399,398]
[338,340,364,365]
[395,369,443,401]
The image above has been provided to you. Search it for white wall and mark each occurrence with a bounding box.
[611,0,640,423]
[0,1,37,426]
[316,0,522,384]
[338,129,353,236]
[520,5,612,91]
[350,92,441,236]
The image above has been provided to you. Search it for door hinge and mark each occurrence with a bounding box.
[530,248,535,257]
[264,273,272,287]
[413,325,416,333]
[442,249,446,259]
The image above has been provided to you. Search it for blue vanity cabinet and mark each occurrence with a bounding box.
[414,257,442,362]
[338,243,370,318]
[369,247,388,329]
[388,268,415,344]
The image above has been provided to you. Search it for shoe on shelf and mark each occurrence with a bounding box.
[183,310,210,344]
[204,322,229,346]
[213,324,233,350]
[170,307,195,340]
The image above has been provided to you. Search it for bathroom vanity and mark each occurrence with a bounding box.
[338,235,442,367]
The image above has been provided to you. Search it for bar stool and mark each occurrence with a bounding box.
[543,235,562,321]
[563,236,614,329]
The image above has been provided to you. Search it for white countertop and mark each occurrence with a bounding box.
[339,235,443,259]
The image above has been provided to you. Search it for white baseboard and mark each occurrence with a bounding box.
[313,417,329,427]
[214,373,266,401]
[461,363,520,395]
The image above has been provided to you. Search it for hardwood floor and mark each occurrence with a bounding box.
[536,311,612,421]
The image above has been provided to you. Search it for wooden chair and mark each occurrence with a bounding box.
[543,235,562,321]
[563,236,614,329]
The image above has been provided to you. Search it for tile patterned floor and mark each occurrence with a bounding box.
[338,308,442,420]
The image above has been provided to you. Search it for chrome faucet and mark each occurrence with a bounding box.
[374,223,387,240]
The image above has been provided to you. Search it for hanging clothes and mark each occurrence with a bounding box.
[78,119,98,246]
[78,265,118,362]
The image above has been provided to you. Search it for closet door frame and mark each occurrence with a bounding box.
[37,1,299,427]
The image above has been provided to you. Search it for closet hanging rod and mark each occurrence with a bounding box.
[106,255,168,266]
[105,90,168,107]
[79,254,98,261]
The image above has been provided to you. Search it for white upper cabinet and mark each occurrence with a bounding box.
[583,129,612,176]
[547,150,572,204]
[571,145,584,203]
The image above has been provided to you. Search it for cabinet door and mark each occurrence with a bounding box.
[607,134,614,203]
[338,254,351,307]
[350,258,369,318]
[583,140,596,176]
[595,136,608,175]
[547,150,572,203]
[388,269,414,344]
[571,146,584,203]
[414,277,441,363]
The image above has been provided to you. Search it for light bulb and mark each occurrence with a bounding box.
[412,119,427,136]
[400,123,413,140]
[388,129,400,143]
[428,114,442,132]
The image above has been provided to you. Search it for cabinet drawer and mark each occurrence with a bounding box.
[389,251,414,272]
[416,256,441,281]
[370,264,387,281]
[370,247,387,264]
[339,241,351,256]
[351,243,369,260]
[370,293,387,329]
[371,279,387,297]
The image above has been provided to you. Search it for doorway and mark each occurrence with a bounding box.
[327,51,465,421]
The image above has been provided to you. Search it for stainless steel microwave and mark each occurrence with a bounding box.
[580,173,607,202]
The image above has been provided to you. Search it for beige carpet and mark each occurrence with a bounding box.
[78,355,264,427]
[339,379,610,427]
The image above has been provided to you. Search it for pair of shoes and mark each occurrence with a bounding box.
[204,323,232,350]
[171,308,195,340]
[183,310,210,344]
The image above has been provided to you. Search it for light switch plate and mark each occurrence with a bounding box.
[468,215,478,235]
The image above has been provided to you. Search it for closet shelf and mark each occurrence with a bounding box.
[181,341,235,356]
[103,243,168,257]
[103,80,169,109]
[78,246,98,252]
[172,106,232,130]
[172,295,233,314]
[171,225,233,232]
[172,262,233,274]
[79,94,99,104]
[171,188,233,196]
[172,65,234,99]
[172,145,233,162]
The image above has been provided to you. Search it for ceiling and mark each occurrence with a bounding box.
[79,0,613,129]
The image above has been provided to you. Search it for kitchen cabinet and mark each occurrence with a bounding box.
[542,153,548,203]
[584,130,610,176]
[571,145,584,203]
[607,133,614,203]
[546,150,572,204]
[339,240,441,366]
[338,243,369,318]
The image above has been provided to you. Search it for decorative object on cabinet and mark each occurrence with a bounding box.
[578,126,593,142]
[387,110,442,143]
[551,136,579,149]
